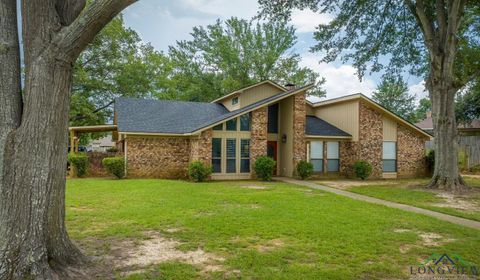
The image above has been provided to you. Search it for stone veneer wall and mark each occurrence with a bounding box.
[250,107,268,175]
[357,101,383,178]
[189,129,212,166]
[292,92,307,173]
[397,124,427,177]
[127,136,191,179]
[339,141,360,177]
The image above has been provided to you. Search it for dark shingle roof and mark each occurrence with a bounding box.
[306,115,351,137]
[116,84,313,134]
[115,98,229,134]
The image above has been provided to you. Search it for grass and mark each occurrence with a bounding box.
[342,177,480,222]
[66,179,480,279]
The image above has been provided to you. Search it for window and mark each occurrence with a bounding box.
[226,139,236,173]
[383,141,397,172]
[226,119,237,131]
[240,139,250,173]
[212,138,222,173]
[267,103,279,133]
[240,113,251,131]
[232,97,239,105]
[310,141,323,172]
[213,123,223,131]
[327,142,339,172]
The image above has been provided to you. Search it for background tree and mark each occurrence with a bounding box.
[415,97,432,122]
[0,0,137,278]
[372,76,417,123]
[166,17,325,102]
[259,0,480,191]
[455,80,480,126]
[70,14,172,144]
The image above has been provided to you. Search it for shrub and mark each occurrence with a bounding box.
[470,164,480,173]
[425,149,435,174]
[68,153,89,177]
[188,161,212,182]
[353,160,372,180]
[296,160,313,180]
[102,157,125,179]
[106,147,118,153]
[253,156,276,181]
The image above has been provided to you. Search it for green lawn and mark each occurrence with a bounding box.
[338,177,480,222]
[66,179,480,279]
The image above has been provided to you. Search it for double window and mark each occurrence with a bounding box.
[383,142,397,172]
[310,141,340,173]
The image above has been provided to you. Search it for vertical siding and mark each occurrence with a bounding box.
[278,96,294,176]
[222,95,241,111]
[314,101,359,141]
[383,116,397,141]
[239,83,282,108]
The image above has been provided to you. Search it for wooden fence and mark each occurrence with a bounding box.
[426,135,480,169]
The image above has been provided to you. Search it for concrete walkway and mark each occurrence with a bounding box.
[276,177,480,230]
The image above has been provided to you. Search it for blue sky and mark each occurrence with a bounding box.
[123,0,427,101]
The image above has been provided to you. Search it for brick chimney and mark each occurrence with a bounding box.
[285,83,295,91]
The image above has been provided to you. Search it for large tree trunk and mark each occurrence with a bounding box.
[0,55,84,279]
[0,1,137,278]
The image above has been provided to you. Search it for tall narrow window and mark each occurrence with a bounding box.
[310,141,323,172]
[212,138,222,173]
[226,119,237,131]
[383,142,397,172]
[267,103,279,133]
[226,139,236,173]
[240,113,251,131]
[240,139,250,173]
[327,142,339,172]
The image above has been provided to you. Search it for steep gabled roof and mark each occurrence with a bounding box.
[312,93,431,139]
[210,80,287,103]
[116,84,313,135]
[306,116,351,138]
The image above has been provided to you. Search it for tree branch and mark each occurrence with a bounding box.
[435,0,447,44]
[55,0,86,26]
[404,0,437,53]
[69,100,114,122]
[55,0,138,60]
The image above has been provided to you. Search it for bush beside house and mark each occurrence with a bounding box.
[68,153,89,177]
[353,161,372,180]
[102,157,125,179]
[188,161,212,182]
[254,156,276,181]
[296,160,313,180]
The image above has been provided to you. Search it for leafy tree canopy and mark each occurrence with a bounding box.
[372,76,417,122]
[456,80,480,125]
[166,17,325,102]
[258,1,480,87]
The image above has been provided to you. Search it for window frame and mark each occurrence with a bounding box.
[382,141,397,172]
[232,97,239,105]
[226,138,237,173]
[240,139,250,173]
[326,141,340,172]
[211,138,222,173]
[310,141,324,173]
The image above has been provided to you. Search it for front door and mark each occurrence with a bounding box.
[267,141,278,175]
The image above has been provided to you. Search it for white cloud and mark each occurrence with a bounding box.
[300,54,376,101]
[408,80,427,101]
[291,9,332,33]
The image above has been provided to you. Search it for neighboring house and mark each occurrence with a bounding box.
[416,113,480,168]
[94,80,430,180]
[87,135,115,152]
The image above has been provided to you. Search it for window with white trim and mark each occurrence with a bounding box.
[327,141,339,172]
[383,141,397,172]
[310,141,323,172]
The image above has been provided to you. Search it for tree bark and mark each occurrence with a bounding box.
[0,1,137,279]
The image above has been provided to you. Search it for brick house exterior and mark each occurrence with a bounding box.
[72,80,430,179]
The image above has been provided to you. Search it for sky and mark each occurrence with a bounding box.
[123,0,427,101]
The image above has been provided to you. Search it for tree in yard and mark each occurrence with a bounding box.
[0,0,137,278]
[259,0,480,191]
[372,76,417,123]
[71,13,172,144]
[166,17,325,102]
[455,79,480,126]
[415,97,432,121]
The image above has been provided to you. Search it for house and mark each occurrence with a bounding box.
[71,80,431,179]
[416,113,480,169]
[87,135,115,152]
